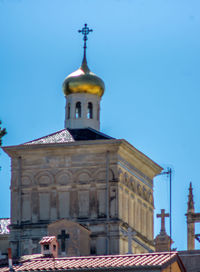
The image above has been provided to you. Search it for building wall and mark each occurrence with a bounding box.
[117,150,155,253]
[7,139,161,257]
[0,235,9,256]
[179,250,200,272]
[162,261,183,272]
[48,219,90,256]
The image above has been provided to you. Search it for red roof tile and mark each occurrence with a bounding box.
[0,252,182,272]
[39,236,57,244]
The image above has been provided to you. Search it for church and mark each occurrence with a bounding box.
[2,24,163,258]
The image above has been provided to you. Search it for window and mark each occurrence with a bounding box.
[75,102,81,118]
[67,103,70,119]
[87,102,93,119]
[44,244,49,250]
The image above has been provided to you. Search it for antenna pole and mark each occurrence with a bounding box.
[157,167,172,272]
[169,168,172,272]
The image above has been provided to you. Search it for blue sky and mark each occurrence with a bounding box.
[1,0,200,251]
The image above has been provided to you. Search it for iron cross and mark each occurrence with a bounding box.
[78,24,93,51]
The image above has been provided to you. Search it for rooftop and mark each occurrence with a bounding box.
[39,236,57,245]
[0,252,186,272]
[24,128,114,145]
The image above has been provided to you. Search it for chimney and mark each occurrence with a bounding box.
[39,236,58,258]
[8,248,14,271]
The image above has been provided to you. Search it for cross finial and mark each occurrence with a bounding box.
[157,209,169,234]
[78,24,93,61]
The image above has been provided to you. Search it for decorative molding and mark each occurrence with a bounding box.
[55,170,72,185]
[35,171,54,186]
[74,169,92,184]
[118,159,152,188]
[21,174,33,187]
[94,167,116,182]
[118,169,153,205]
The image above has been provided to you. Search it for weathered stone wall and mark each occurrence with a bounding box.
[5,139,161,257]
[0,235,9,256]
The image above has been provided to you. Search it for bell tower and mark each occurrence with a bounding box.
[62,24,105,131]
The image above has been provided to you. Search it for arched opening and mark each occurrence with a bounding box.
[75,102,81,118]
[67,103,70,119]
[87,102,93,119]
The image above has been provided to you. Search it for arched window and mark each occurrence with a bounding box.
[87,102,93,119]
[67,103,70,119]
[75,102,81,118]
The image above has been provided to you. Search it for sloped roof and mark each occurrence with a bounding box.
[0,252,186,272]
[24,128,113,145]
[25,129,75,145]
[39,236,57,244]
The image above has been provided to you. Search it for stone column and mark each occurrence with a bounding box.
[187,214,195,250]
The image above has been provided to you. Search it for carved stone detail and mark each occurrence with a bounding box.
[119,170,153,205]
[22,174,33,187]
[35,171,54,186]
[55,170,72,185]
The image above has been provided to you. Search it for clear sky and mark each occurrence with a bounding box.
[1,0,200,251]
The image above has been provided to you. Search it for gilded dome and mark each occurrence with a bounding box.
[63,57,105,97]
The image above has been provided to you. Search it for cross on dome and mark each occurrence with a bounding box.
[78,24,93,49]
[78,24,93,61]
[63,24,105,131]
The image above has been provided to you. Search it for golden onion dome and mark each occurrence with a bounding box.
[63,56,105,97]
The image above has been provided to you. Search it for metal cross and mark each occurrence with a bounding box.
[57,230,70,252]
[78,24,93,57]
[157,209,169,233]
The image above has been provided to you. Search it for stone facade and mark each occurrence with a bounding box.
[3,138,162,257]
[0,234,9,257]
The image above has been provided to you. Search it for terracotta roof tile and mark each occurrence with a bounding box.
[0,252,180,272]
[39,236,57,244]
